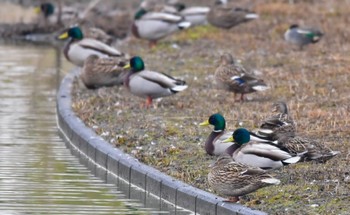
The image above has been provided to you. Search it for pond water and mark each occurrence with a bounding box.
[0,42,172,215]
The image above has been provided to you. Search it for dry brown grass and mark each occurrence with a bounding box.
[71,0,350,214]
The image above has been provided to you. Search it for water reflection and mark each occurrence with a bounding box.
[0,42,169,214]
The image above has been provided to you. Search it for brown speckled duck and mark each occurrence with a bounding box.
[80,55,128,89]
[207,0,259,29]
[208,153,280,202]
[214,53,269,101]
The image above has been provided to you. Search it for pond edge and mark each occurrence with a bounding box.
[56,69,266,215]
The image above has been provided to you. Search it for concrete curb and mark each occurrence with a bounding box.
[56,69,267,215]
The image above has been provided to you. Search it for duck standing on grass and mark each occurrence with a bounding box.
[215,53,269,102]
[80,55,128,89]
[123,56,188,108]
[131,7,191,47]
[58,26,124,67]
[284,24,323,50]
[207,0,259,29]
[208,153,280,203]
[223,128,301,169]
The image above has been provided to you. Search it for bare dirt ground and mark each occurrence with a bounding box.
[71,0,350,214]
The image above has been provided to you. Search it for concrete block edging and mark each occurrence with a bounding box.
[56,69,266,215]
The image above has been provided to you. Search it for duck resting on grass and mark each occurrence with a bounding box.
[58,26,124,67]
[207,0,259,29]
[208,153,280,202]
[200,113,269,156]
[223,128,301,169]
[80,55,128,89]
[123,56,188,108]
[215,53,269,102]
[284,24,323,50]
[132,7,191,47]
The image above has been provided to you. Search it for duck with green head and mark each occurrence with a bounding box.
[132,6,191,47]
[200,113,234,156]
[284,24,323,50]
[224,128,301,169]
[34,2,79,26]
[208,153,280,202]
[123,56,188,108]
[58,26,124,67]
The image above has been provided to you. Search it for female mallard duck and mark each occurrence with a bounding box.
[132,8,191,47]
[80,55,128,89]
[123,56,188,107]
[271,135,340,163]
[284,24,323,50]
[208,153,280,202]
[207,0,259,29]
[200,113,234,156]
[81,26,114,45]
[256,101,296,140]
[224,128,301,169]
[215,53,269,101]
[58,26,124,67]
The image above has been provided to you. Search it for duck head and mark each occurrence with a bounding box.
[124,56,145,72]
[224,128,250,145]
[200,113,226,132]
[220,53,234,65]
[58,26,84,40]
[35,3,55,18]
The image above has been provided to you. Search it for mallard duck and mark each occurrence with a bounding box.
[200,113,234,156]
[256,101,296,140]
[224,128,301,169]
[34,2,79,26]
[207,0,259,29]
[80,55,128,89]
[215,53,269,101]
[275,135,340,163]
[208,153,280,202]
[167,1,210,26]
[132,8,191,47]
[284,24,323,50]
[58,26,124,67]
[81,26,114,45]
[200,113,275,154]
[123,56,188,107]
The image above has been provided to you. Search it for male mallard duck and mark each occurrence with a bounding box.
[208,153,280,202]
[167,1,210,26]
[132,8,191,47]
[200,113,234,156]
[224,128,301,169]
[215,53,269,101]
[207,0,259,29]
[256,101,296,140]
[34,2,79,26]
[58,26,124,67]
[200,113,274,155]
[123,56,188,107]
[80,55,128,89]
[284,24,323,50]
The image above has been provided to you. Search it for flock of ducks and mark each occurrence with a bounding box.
[34,0,334,204]
[201,101,340,202]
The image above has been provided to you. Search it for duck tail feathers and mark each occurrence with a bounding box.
[252,85,269,91]
[261,178,280,185]
[178,21,191,29]
[171,85,188,92]
[282,156,301,165]
[245,13,259,20]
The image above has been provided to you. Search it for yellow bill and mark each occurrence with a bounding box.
[34,6,41,14]
[123,64,131,69]
[199,120,209,126]
[58,32,69,40]
[223,136,234,143]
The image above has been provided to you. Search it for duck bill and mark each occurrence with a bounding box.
[223,136,234,143]
[199,120,209,126]
[34,6,41,14]
[58,32,69,40]
[123,64,131,69]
